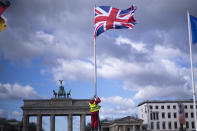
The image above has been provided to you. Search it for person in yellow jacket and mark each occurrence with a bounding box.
[89,95,101,131]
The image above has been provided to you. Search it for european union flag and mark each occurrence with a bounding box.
[190,15,197,44]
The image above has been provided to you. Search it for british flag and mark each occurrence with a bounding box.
[94,5,136,38]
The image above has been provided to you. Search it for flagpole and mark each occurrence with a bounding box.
[94,4,97,96]
[94,37,97,96]
[187,10,197,131]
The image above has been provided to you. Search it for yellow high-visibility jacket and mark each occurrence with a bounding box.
[89,101,100,112]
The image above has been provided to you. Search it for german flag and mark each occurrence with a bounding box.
[0,0,10,16]
[0,0,10,31]
[0,17,6,31]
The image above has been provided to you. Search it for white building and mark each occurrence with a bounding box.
[138,100,196,131]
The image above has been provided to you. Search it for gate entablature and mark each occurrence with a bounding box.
[22,98,90,115]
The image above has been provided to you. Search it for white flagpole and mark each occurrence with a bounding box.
[94,5,97,96]
[187,10,197,131]
[94,37,97,96]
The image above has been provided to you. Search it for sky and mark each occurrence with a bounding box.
[0,0,197,131]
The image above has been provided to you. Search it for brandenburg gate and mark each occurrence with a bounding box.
[21,80,91,131]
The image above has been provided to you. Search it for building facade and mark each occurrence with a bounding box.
[101,116,143,131]
[138,100,196,131]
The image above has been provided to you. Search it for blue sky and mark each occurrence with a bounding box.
[0,0,197,130]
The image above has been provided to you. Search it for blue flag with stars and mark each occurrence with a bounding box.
[190,15,197,44]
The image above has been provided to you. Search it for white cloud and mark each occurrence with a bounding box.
[101,96,135,108]
[0,109,7,118]
[12,111,21,117]
[98,57,142,79]
[52,58,94,81]
[115,36,148,53]
[153,45,181,59]
[49,43,193,101]
[100,96,136,119]
[0,82,40,99]
[133,86,192,100]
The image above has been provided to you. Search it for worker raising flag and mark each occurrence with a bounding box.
[190,15,197,44]
[94,5,136,38]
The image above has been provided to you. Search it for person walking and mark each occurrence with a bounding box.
[89,95,101,131]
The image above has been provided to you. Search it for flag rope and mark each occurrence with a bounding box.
[94,3,97,96]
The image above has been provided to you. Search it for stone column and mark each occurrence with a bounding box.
[68,114,73,131]
[122,125,126,131]
[26,116,29,130]
[50,115,55,131]
[22,115,29,131]
[132,125,136,131]
[115,126,119,131]
[37,115,42,131]
[139,125,142,130]
[80,114,86,131]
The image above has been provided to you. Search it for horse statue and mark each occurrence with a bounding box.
[67,89,71,98]
[53,90,57,98]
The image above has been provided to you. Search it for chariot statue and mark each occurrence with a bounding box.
[53,80,71,99]
[58,80,66,98]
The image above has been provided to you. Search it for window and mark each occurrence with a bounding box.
[168,122,171,129]
[192,121,195,129]
[161,105,164,109]
[162,122,166,129]
[174,113,177,118]
[190,105,193,109]
[155,106,158,109]
[185,105,187,109]
[196,105,197,109]
[173,105,176,109]
[157,122,160,129]
[174,122,177,129]
[156,112,159,120]
[168,113,171,118]
[162,112,165,118]
[127,128,130,131]
[167,105,170,109]
[191,112,194,118]
[153,112,156,120]
[151,112,159,120]
[151,122,154,130]
[185,112,188,118]
[150,105,153,109]
[150,112,153,120]
[186,121,189,129]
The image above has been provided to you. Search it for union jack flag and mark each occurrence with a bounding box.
[94,5,136,38]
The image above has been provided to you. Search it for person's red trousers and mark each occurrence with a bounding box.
[91,111,99,129]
